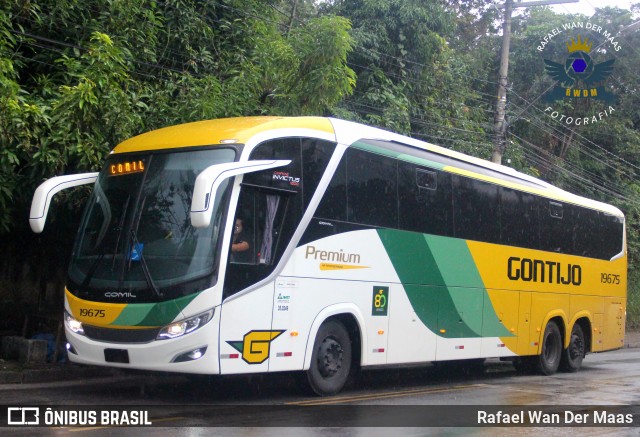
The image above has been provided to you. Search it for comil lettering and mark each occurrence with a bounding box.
[109,160,145,176]
[507,256,582,286]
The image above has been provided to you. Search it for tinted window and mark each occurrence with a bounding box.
[243,138,302,194]
[572,206,599,257]
[598,213,624,259]
[500,187,539,248]
[347,148,398,228]
[315,158,347,221]
[573,208,623,259]
[540,199,573,254]
[225,186,293,296]
[301,139,336,209]
[312,142,624,261]
[453,176,500,243]
[398,162,453,237]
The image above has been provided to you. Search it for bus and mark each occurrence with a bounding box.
[29,116,626,396]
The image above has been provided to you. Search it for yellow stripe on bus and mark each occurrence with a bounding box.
[319,263,370,271]
[443,166,580,206]
[66,289,126,326]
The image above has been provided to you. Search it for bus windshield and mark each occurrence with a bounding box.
[67,147,236,303]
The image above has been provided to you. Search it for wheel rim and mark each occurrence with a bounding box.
[318,337,343,378]
[569,332,584,361]
[543,331,559,364]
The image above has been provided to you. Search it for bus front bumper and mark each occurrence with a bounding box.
[64,321,220,375]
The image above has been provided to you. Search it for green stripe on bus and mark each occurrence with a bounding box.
[351,141,446,170]
[112,293,200,327]
[111,303,154,326]
[377,229,511,338]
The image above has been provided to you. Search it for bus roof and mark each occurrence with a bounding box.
[112,117,335,154]
[111,116,623,218]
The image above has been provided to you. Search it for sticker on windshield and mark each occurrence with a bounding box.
[130,243,144,261]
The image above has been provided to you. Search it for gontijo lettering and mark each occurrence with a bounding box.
[507,256,582,286]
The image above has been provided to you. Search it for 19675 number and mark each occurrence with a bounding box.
[601,273,621,285]
[79,308,105,318]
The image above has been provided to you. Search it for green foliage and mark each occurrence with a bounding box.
[627,269,640,330]
[323,0,491,157]
[285,15,356,114]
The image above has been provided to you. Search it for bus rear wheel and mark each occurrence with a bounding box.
[535,321,562,375]
[305,319,352,396]
[560,323,585,372]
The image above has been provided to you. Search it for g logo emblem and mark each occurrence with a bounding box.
[227,330,284,364]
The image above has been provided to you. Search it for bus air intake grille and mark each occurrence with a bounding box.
[83,325,160,343]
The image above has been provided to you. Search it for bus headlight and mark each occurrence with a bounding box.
[64,310,85,335]
[157,309,214,340]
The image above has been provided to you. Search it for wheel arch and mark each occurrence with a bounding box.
[569,313,593,353]
[302,304,366,370]
[537,312,567,354]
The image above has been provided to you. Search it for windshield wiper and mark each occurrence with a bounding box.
[129,229,162,298]
[80,253,105,290]
[79,191,130,290]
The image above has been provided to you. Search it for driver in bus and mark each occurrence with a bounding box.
[231,217,251,263]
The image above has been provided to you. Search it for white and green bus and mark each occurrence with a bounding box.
[30,117,626,396]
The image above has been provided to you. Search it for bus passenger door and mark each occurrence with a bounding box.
[219,186,293,374]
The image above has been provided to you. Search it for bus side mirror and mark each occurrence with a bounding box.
[29,173,99,233]
[190,160,290,228]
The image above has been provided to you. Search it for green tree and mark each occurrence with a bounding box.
[323,0,492,157]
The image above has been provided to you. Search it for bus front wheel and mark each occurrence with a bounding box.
[535,321,562,375]
[305,319,352,396]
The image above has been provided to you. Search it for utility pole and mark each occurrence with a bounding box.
[490,0,579,165]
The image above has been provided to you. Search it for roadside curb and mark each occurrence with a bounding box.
[0,361,128,386]
[624,329,640,349]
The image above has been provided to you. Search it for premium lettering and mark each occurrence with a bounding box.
[305,245,361,264]
[507,256,581,286]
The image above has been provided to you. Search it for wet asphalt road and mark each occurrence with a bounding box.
[2,347,640,435]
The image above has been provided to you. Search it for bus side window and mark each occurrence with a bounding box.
[231,191,256,265]
[540,200,572,254]
[398,162,453,237]
[452,175,500,244]
[315,158,347,222]
[224,187,291,296]
[598,213,624,259]
[500,187,539,249]
[346,148,398,228]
